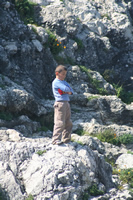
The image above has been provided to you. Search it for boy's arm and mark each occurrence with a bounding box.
[64,81,74,94]
[58,88,66,95]
[58,88,72,95]
[57,82,73,94]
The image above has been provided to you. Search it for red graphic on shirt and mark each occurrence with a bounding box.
[58,88,65,95]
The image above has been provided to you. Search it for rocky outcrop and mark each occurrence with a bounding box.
[33,0,133,91]
[0,0,133,199]
[0,130,114,200]
[0,130,133,200]
[0,0,56,99]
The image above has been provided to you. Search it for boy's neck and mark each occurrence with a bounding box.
[56,76,64,81]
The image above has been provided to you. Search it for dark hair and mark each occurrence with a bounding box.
[55,65,67,74]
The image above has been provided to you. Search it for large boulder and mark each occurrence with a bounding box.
[0,130,114,200]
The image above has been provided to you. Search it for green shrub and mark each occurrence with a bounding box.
[102,69,115,84]
[79,65,89,74]
[12,0,36,24]
[82,184,104,199]
[89,184,104,196]
[76,141,84,146]
[114,84,123,98]
[118,134,133,144]
[36,150,47,156]
[95,130,133,146]
[104,157,116,168]
[0,111,13,121]
[0,190,3,200]
[95,129,120,146]
[54,55,75,65]
[127,151,133,155]
[54,56,68,64]
[0,84,5,89]
[32,26,37,34]
[73,37,83,49]
[101,13,110,20]
[82,192,90,200]
[37,126,49,132]
[75,129,89,136]
[118,168,133,188]
[0,186,7,200]
[46,30,63,55]
[26,194,34,200]
[91,79,108,95]
[79,65,108,95]
[114,84,133,104]
[103,71,133,104]
[87,96,99,101]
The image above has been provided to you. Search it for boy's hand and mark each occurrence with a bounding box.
[67,92,72,95]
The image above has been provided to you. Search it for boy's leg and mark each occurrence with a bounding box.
[52,102,65,144]
[62,102,72,143]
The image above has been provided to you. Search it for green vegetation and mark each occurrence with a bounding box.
[82,192,90,200]
[75,128,133,146]
[0,186,6,200]
[95,129,120,146]
[76,141,84,145]
[26,194,34,200]
[79,65,108,95]
[89,184,104,196]
[114,84,133,104]
[35,112,54,132]
[118,134,133,145]
[0,84,5,89]
[0,189,3,200]
[87,96,99,101]
[54,55,75,65]
[32,26,37,34]
[101,13,110,20]
[12,0,37,24]
[102,70,133,104]
[36,150,47,156]
[95,129,133,146]
[117,168,133,189]
[82,184,104,199]
[46,30,63,55]
[73,37,83,49]
[127,151,133,155]
[0,111,14,121]
[102,69,115,83]
[75,129,89,136]
[54,56,68,64]
[104,157,116,168]
[79,65,89,74]
[37,126,49,132]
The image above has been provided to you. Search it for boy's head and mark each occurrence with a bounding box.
[55,65,67,80]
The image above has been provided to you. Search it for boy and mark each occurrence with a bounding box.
[52,65,74,145]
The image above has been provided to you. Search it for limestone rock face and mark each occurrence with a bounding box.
[0,131,114,200]
[116,154,133,169]
[0,0,133,199]
[34,0,133,91]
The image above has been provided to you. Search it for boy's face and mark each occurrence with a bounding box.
[57,70,67,80]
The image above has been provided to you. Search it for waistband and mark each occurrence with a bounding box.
[56,101,69,102]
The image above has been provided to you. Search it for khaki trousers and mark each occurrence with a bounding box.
[52,101,72,144]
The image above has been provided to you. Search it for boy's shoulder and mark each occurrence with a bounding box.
[53,78,59,83]
[52,78,60,85]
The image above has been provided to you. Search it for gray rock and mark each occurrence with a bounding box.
[0,133,114,199]
[116,154,133,169]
